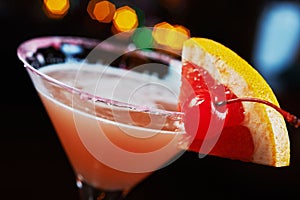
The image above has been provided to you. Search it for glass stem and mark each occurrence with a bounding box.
[77,179,126,200]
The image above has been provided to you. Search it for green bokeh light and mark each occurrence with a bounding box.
[132,27,154,49]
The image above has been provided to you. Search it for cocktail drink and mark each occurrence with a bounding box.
[17,35,188,200]
[18,33,297,199]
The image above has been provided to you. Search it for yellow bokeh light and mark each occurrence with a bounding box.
[153,22,190,50]
[170,25,190,50]
[152,22,174,46]
[113,6,138,32]
[87,0,116,23]
[44,0,69,16]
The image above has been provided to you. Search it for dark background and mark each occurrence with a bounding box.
[2,0,300,199]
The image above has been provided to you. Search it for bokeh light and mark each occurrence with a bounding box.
[43,0,70,18]
[172,25,190,50]
[87,0,116,23]
[113,6,139,33]
[153,22,190,50]
[42,0,189,46]
[152,22,174,46]
[132,28,154,49]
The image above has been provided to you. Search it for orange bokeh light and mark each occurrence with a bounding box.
[87,0,116,23]
[113,6,138,32]
[174,25,190,38]
[153,22,190,50]
[43,0,69,17]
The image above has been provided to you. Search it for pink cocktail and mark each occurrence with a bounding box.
[17,35,189,200]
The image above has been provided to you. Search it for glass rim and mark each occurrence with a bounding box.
[17,35,185,119]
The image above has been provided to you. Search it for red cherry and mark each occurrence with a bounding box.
[213,86,245,127]
[179,62,245,150]
[182,87,226,145]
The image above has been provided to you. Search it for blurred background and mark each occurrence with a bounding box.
[1,0,300,199]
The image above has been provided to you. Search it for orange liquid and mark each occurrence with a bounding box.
[36,63,185,191]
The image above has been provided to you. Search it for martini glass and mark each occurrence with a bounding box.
[17,34,192,200]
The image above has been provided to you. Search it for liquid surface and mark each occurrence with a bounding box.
[40,62,179,110]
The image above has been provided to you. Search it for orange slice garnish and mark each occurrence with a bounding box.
[180,37,290,167]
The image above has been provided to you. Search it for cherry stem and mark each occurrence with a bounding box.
[216,97,300,128]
